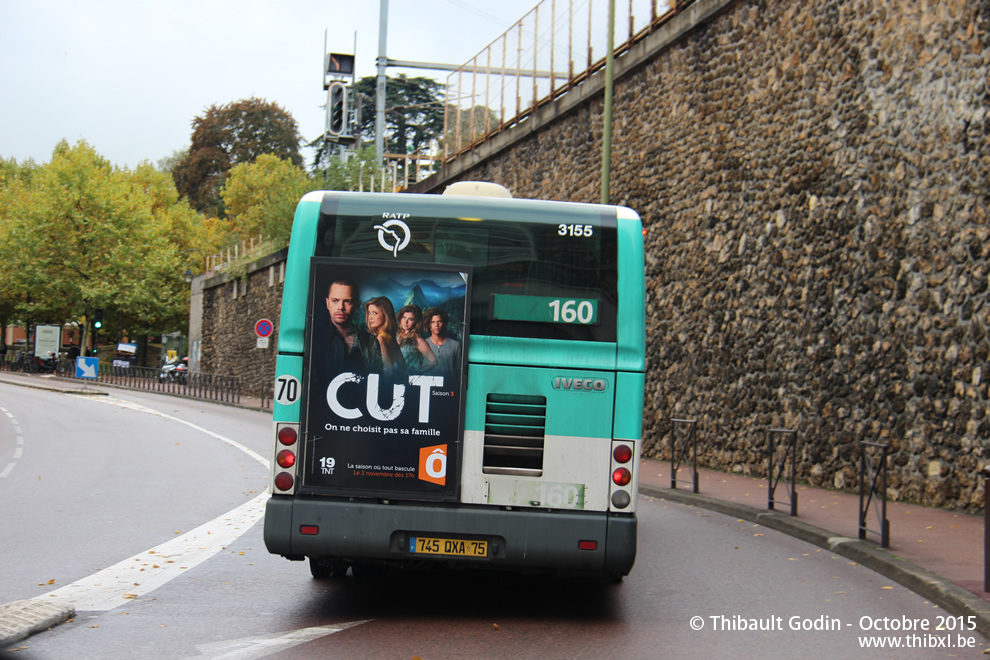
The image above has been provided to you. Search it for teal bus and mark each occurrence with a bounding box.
[264,182,645,581]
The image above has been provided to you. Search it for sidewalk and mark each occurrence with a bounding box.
[3,371,990,638]
[638,459,990,638]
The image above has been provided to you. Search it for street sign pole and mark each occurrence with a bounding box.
[255,319,275,407]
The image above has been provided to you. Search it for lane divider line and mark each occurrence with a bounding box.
[31,395,271,612]
[0,406,22,479]
[38,492,268,612]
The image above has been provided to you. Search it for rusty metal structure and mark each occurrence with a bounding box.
[443,0,694,160]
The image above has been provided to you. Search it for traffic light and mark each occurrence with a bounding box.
[328,82,348,137]
[93,309,103,329]
[325,53,355,76]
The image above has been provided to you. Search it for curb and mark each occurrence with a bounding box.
[642,484,990,640]
[0,375,108,397]
[0,599,75,648]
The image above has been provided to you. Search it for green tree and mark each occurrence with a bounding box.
[0,141,206,352]
[445,103,501,155]
[309,145,388,193]
[173,98,302,216]
[313,76,444,172]
[221,154,312,248]
[157,148,188,173]
[0,156,40,351]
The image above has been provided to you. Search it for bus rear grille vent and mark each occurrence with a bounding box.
[483,393,547,477]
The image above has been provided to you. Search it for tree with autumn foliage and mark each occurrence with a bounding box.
[221,154,312,248]
[0,141,211,353]
[173,98,303,216]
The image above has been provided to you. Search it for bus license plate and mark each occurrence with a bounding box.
[409,536,488,557]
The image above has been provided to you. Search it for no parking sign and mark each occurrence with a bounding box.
[255,319,274,337]
[255,318,274,349]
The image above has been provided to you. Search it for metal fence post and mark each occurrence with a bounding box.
[767,428,798,516]
[858,440,890,548]
[983,467,990,593]
[670,418,698,493]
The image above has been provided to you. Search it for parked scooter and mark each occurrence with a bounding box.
[174,357,189,385]
[159,356,189,384]
[159,355,180,382]
[34,351,58,374]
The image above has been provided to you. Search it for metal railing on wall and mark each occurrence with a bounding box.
[96,365,242,406]
[205,234,279,279]
[443,0,695,160]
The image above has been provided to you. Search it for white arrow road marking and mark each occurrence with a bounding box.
[183,621,371,660]
[32,395,270,611]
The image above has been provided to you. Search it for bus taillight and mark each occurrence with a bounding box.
[277,449,296,469]
[273,422,300,494]
[609,440,637,511]
[612,467,632,486]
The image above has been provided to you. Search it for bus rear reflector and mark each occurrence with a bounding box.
[578,540,597,551]
[612,467,632,486]
[300,525,319,535]
[274,472,294,491]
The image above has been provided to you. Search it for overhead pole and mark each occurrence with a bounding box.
[600,0,616,205]
[376,0,389,164]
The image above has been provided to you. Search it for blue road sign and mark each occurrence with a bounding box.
[76,356,99,379]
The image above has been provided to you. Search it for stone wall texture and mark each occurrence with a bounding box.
[202,0,990,510]
[200,250,286,399]
[415,0,990,510]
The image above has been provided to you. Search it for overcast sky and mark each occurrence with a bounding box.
[0,0,541,168]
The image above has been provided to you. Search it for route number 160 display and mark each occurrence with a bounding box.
[491,294,599,325]
[548,299,595,324]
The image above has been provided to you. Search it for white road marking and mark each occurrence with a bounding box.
[0,406,21,478]
[32,395,271,611]
[87,396,270,469]
[38,491,268,611]
[183,622,371,660]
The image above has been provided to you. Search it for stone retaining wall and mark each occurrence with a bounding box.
[411,0,990,510]
[199,249,287,399]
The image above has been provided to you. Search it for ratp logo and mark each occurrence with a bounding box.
[374,215,411,257]
[418,444,447,486]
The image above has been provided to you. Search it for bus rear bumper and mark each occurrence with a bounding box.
[264,496,636,576]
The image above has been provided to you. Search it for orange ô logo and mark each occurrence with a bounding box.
[418,444,448,486]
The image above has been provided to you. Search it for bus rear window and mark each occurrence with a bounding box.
[314,204,618,343]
